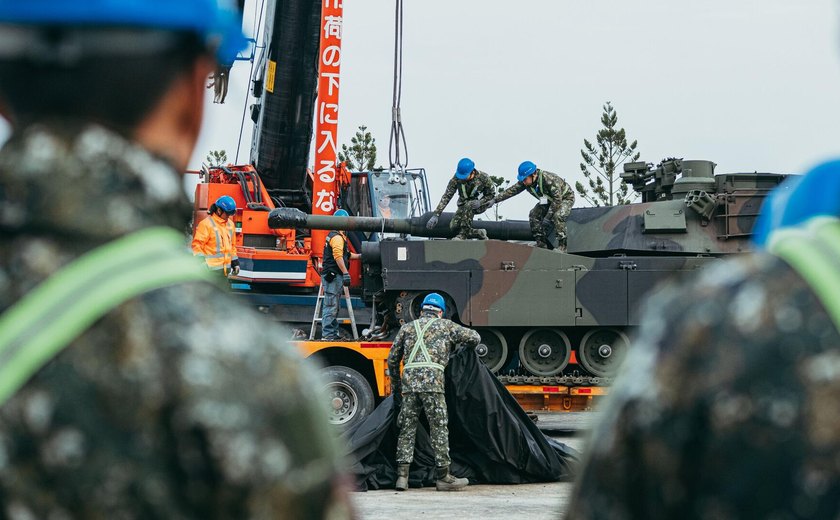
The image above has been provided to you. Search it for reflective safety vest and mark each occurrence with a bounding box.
[404,318,445,372]
[459,181,480,200]
[0,227,215,407]
[767,216,840,330]
[526,170,572,201]
[192,214,237,272]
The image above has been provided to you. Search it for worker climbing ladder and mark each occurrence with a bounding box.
[310,281,359,340]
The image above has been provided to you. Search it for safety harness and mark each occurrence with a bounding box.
[459,181,480,200]
[767,216,840,330]
[526,170,546,199]
[404,318,445,371]
[526,170,572,201]
[0,227,215,407]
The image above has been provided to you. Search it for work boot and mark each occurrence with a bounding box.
[395,464,410,491]
[435,465,468,491]
[471,228,488,240]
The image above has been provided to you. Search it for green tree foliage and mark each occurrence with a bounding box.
[338,125,377,171]
[205,150,228,168]
[488,175,510,221]
[576,102,640,206]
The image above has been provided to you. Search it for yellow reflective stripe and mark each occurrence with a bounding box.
[768,217,840,331]
[405,318,445,371]
[0,227,216,406]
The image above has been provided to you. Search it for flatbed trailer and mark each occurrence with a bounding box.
[293,339,608,429]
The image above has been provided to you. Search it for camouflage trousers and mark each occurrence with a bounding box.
[529,196,574,250]
[450,205,485,239]
[396,391,450,467]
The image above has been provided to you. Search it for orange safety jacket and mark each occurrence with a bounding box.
[191,213,237,273]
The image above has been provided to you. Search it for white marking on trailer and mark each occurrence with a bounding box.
[397,247,407,261]
[236,270,307,281]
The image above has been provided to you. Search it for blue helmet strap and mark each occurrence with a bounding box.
[527,170,544,198]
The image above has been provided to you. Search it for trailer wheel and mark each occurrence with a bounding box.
[321,365,374,430]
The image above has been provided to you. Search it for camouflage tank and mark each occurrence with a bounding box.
[269,159,788,383]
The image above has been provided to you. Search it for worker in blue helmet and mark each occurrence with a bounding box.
[192,195,239,275]
[387,292,480,492]
[0,2,351,517]
[427,157,497,240]
[320,208,361,341]
[493,161,575,251]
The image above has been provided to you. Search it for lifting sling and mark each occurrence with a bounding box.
[0,227,215,407]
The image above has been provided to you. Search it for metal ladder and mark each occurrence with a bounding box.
[309,281,359,340]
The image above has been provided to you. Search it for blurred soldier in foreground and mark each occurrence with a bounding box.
[427,157,496,240]
[566,162,840,518]
[387,293,480,491]
[0,1,351,518]
[493,161,574,251]
[192,195,240,276]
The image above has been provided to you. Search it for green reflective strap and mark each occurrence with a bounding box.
[768,218,840,331]
[0,227,215,406]
[405,318,445,372]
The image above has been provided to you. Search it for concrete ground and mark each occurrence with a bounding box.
[349,412,594,520]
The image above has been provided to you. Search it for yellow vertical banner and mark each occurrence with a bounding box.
[266,60,277,93]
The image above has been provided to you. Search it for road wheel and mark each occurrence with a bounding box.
[577,328,630,378]
[321,365,374,431]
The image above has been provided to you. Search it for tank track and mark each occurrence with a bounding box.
[496,374,612,387]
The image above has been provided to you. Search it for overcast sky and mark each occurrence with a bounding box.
[193,0,840,218]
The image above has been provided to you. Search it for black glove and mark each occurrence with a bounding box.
[342,273,351,286]
[229,259,240,276]
[426,214,439,229]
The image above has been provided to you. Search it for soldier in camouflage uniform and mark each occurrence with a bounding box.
[566,164,840,519]
[493,161,574,251]
[427,157,496,240]
[0,2,351,518]
[387,293,480,491]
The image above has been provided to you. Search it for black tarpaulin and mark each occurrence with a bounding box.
[344,347,581,490]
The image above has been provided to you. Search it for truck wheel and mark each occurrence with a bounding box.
[321,365,374,430]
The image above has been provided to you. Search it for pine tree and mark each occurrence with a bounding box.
[576,102,640,206]
[338,125,377,171]
[205,150,228,168]
[488,175,510,221]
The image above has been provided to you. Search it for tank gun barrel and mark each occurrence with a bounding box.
[268,208,534,240]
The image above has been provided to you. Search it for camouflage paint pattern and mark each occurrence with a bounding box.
[432,170,496,239]
[388,312,480,394]
[268,164,789,379]
[496,169,575,249]
[432,170,496,216]
[396,392,450,467]
[0,126,351,519]
[566,252,840,519]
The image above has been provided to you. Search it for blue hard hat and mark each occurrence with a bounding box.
[216,195,236,214]
[455,158,475,180]
[333,209,349,217]
[0,0,246,64]
[421,293,446,313]
[517,161,537,182]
